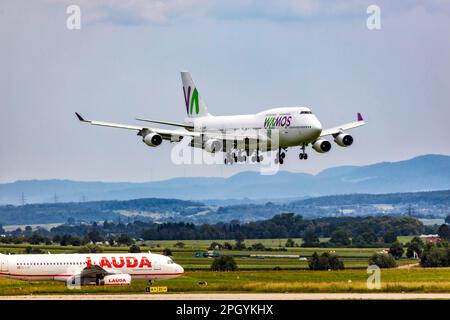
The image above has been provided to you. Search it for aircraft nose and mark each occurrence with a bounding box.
[176,264,184,274]
[312,116,322,131]
[310,116,322,138]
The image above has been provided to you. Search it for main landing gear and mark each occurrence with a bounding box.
[275,148,286,165]
[251,150,263,163]
[299,144,308,160]
[224,150,247,165]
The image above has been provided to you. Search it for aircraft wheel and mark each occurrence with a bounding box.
[299,153,304,160]
[304,153,308,160]
[279,158,284,165]
[280,152,286,159]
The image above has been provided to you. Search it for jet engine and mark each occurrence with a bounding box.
[101,274,132,286]
[204,139,223,153]
[334,133,353,147]
[143,133,163,147]
[312,139,332,153]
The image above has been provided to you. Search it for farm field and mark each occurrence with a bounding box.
[0,268,449,296]
[0,239,417,270]
[1,238,446,296]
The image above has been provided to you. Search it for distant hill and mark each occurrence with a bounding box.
[0,190,448,226]
[0,154,449,204]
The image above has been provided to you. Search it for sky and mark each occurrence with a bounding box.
[1,0,450,183]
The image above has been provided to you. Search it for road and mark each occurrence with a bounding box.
[1,293,450,300]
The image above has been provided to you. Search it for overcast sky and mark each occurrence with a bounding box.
[1,0,450,183]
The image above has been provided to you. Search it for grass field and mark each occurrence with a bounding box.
[1,269,449,295]
[1,238,447,295]
[0,239,417,271]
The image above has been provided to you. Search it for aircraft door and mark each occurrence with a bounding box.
[0,258,8,272]
[154,260,161,271]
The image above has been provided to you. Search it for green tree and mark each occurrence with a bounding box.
[52,234,61,244]
[389,241,404,259]
[77,244,104,253]
[369,253,397,268]
[24,246,44,254]
[438,224,450,241]
[71,236,82,246]
[116,234,134,246]
[87,229,103,243]
[211,256,238,271]
[174,242,185,248]
[223,242,233,250]
[107,235,116,246]
[129,244,141,253]
[406,237,424,258]
[285,238,295,247]
[251,242,265,250]
[163,248,173,256]
[383,230,397,244]
[329,229,351,246]
[209,242,223,250]
[308,252,344,270]
[420,243,449,267]
[60,234,72,246]
[303,228,319,243]
[234,233,246,250]
[352,234,368,247]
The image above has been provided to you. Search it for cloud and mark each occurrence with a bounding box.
[55,0,208,25]
[50,0,450,26]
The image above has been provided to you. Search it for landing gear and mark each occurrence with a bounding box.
[149,279,155,285]
[299,144,308,160]
[224,150,247,165]
[251,149,263,163]
[275,148,286,165]
[299,153,308,160]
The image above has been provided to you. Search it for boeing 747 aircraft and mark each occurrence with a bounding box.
[76,72,365,165]
[0,252,183,286]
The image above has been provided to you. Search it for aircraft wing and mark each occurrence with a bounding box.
[320,113,366,137]
[75,112,201,141]
[80,264,110,278]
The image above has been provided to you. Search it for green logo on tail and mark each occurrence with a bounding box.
[190,88,199,115]
[184,86,200,115]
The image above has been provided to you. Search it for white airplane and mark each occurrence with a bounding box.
[0,252,184,286]
[76,72,365,164]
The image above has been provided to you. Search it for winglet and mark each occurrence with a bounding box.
[357,113,364,121]
[75,112,87,122]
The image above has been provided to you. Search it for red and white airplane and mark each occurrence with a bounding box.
[0,252,184,286]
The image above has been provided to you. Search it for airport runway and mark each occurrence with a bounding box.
[1,293,450,300]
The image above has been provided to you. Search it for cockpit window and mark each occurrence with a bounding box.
[300,111,312,114]
[167,259,174,264]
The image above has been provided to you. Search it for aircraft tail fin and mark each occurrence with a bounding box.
[181,71,210,118]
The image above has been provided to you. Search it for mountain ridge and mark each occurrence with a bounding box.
[1,154,449,205]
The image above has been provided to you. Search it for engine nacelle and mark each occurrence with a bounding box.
[312,139,332,153]
[334,133,353,147]
[143,133,163,147]
[204,139,222,153]
[101,274,131,286]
